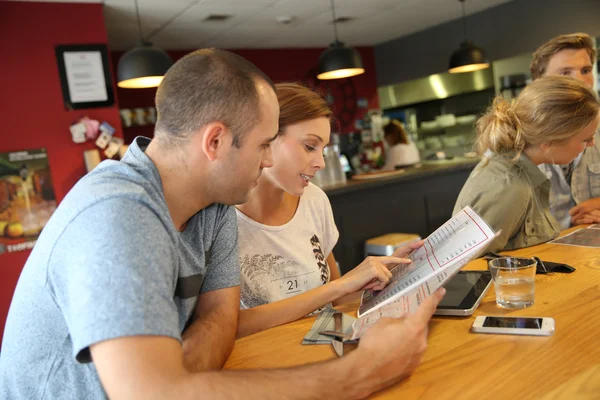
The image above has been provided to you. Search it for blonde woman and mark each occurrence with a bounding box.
[453,76,600,252]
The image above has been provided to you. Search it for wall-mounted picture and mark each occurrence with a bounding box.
[55,44,115,110]
[0,149,57,255]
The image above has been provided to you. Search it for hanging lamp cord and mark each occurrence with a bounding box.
[134,0,144,43]
[330,0,340,43]
[460,0,468,44]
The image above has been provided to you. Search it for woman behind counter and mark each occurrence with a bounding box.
[454,76,600,252]
[382,120,421,171]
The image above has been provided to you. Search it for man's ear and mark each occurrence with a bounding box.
[201,122,229,161]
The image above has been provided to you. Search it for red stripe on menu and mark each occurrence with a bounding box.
[433,209,492,267]
[425,241,436,272]
[463,208,489,239]
[430,235,442,267]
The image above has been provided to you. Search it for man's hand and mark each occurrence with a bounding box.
[569,198,600,225]
[349,287,445,397]
[571,209,600,225]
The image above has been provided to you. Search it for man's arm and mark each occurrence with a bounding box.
[93,335,358,400]
[569,198,600,225]
[91,289,446,400]
[571,209,600,225]
[182,286,240,371]
[180,205,240,368]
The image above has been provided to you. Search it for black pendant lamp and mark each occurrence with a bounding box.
[317,0,365,80]
[448,0,490,74]
[117,0,173,88]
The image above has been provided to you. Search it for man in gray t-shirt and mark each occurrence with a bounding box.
[0,49,445,400]
[1,137,239,399]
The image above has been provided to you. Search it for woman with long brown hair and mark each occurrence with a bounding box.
[382,119,421,170]
[235,83,421,338]
[453,76,600,252]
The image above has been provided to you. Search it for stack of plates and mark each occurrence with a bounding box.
[435,114,456,128]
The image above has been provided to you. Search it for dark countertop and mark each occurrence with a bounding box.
[323,157,480,196]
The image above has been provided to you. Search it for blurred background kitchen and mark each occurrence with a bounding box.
[1,0,599,343]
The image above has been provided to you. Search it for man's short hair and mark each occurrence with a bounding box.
[154,48,275,148]
[530,33,597,80]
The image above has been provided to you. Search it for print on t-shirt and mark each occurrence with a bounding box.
[310,234,329,284]
[240,254,303,308]
[239,235,330,309]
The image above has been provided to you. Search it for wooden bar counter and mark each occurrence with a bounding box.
[224,226,600,399]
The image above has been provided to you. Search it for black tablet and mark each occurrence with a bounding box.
[434,270,492,316]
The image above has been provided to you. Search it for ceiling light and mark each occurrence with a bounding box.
[117,43,173,89]
[448,0,490,74]
[317,0,364,80]
[117,0,173,89]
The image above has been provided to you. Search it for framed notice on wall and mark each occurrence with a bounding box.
[55,44,115,110]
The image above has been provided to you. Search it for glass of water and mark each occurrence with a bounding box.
[488,257,537,308]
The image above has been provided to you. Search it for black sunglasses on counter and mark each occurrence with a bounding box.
[483,252,576,275]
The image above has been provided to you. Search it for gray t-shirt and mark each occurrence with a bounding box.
[0,137,240,399]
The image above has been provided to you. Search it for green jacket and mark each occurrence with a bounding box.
[453,151,560,252]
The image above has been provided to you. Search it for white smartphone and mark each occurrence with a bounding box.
[471,316,555,336]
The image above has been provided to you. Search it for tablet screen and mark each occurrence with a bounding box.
[435,271,492,314]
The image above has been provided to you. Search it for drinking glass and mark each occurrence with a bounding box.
[488,257,536,308]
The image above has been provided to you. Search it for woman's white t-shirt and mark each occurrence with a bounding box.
[383,142,421,171]
[236,183,339,309]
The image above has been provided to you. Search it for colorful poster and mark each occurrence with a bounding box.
[0,149,56,255]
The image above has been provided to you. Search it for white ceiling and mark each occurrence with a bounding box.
[19,0,515,50]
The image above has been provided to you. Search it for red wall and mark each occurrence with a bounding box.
[113,47,379,143]
[0,1,122,344]
[0,1,380,345]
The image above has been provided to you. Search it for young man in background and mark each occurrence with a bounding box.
[531,32,600,227]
